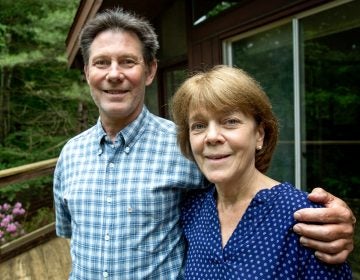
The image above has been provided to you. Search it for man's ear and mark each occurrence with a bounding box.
[84,65,90,84]
[145,60,158,86]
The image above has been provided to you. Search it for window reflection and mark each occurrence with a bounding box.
[301,1,360,198]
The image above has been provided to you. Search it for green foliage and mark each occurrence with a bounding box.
[0,50,44,67]
[0,0,98,169]
[0,183,30,202]
[0,0,98,242]
[0,176,53,206]
[23,207,55,233]
[206,2,238,18]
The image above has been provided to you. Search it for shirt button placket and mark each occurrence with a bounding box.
[104,157,114,279]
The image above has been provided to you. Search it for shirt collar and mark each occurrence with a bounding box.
[95,106,149,148]
[207,182,286,206]
[95,117,107,145]
[121,106,149,148]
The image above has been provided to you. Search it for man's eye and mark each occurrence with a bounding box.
[94,60,110,68]
[120,58,137,68]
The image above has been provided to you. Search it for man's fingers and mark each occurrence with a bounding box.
[307,187,335,205]
[294,187,356,265]
[293,223,354,242]
[294,207,354,224]
[299,236,353,254]
[297,236,354,265]
[314,250,353,265]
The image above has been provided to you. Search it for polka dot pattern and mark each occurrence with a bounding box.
[181,182,352,279]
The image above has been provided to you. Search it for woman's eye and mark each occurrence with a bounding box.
[224,118,240,126]
[190,123,206,131]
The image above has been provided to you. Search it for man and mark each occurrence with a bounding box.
[54,8,355,279]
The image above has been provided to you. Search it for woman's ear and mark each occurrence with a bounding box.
[256,123,265,148]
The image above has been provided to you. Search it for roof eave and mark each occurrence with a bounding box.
[65,0,103,68]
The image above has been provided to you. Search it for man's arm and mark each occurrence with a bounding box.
[293,187,356,264]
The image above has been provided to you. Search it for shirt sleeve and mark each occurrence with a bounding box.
[297,237,352,279]
[53,154,72,238]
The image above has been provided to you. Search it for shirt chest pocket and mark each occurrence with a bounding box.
[63,181,105,228]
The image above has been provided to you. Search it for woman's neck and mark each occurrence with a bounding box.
[215,170,279,247]
[216,169,272,204]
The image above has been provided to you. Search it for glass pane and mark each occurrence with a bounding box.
[300,1,360,199]
[300,2,360,273]
[165,68,187,118]
[145,78,159,116]
[231,23,294,182]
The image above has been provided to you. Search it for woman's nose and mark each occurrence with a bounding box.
[205,123,223,144]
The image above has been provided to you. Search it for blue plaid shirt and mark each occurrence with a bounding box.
[54,107,203,279]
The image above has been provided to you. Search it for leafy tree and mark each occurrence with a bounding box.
[0,0,98,168]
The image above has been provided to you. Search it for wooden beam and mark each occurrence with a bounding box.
[0,223,56,257]
[0,158,58,188]
[66,0,103,68]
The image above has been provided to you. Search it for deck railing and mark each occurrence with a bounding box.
[0,158,58,262]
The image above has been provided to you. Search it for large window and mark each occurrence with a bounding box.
[145,78,159,115]
[223,1,360,274]
[300,2,360,198]
[163,66,188,118]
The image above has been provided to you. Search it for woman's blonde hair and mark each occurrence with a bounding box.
[171,65,279,173]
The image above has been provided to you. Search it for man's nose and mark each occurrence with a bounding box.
[106,62,125,81]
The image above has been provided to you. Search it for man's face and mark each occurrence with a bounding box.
[84,30,157,128]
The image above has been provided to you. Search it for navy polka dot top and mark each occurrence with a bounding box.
[181,182,352,279]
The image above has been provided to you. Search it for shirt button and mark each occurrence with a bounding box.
[124,146,130,154]
[97,149,102,155]
[109,162,115,168]
[103,271,108,278]
[105,233,110,241]
[127,207,133,213]
[106,196,112,203]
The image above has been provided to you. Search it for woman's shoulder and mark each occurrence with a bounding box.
[272,182,322,210]
[181,186,214,222]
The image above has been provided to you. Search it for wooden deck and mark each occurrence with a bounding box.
[1,237,71,280]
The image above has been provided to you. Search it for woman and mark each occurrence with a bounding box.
[171,65,352,279]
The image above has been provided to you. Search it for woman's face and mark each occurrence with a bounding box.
[188,108,264,186]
